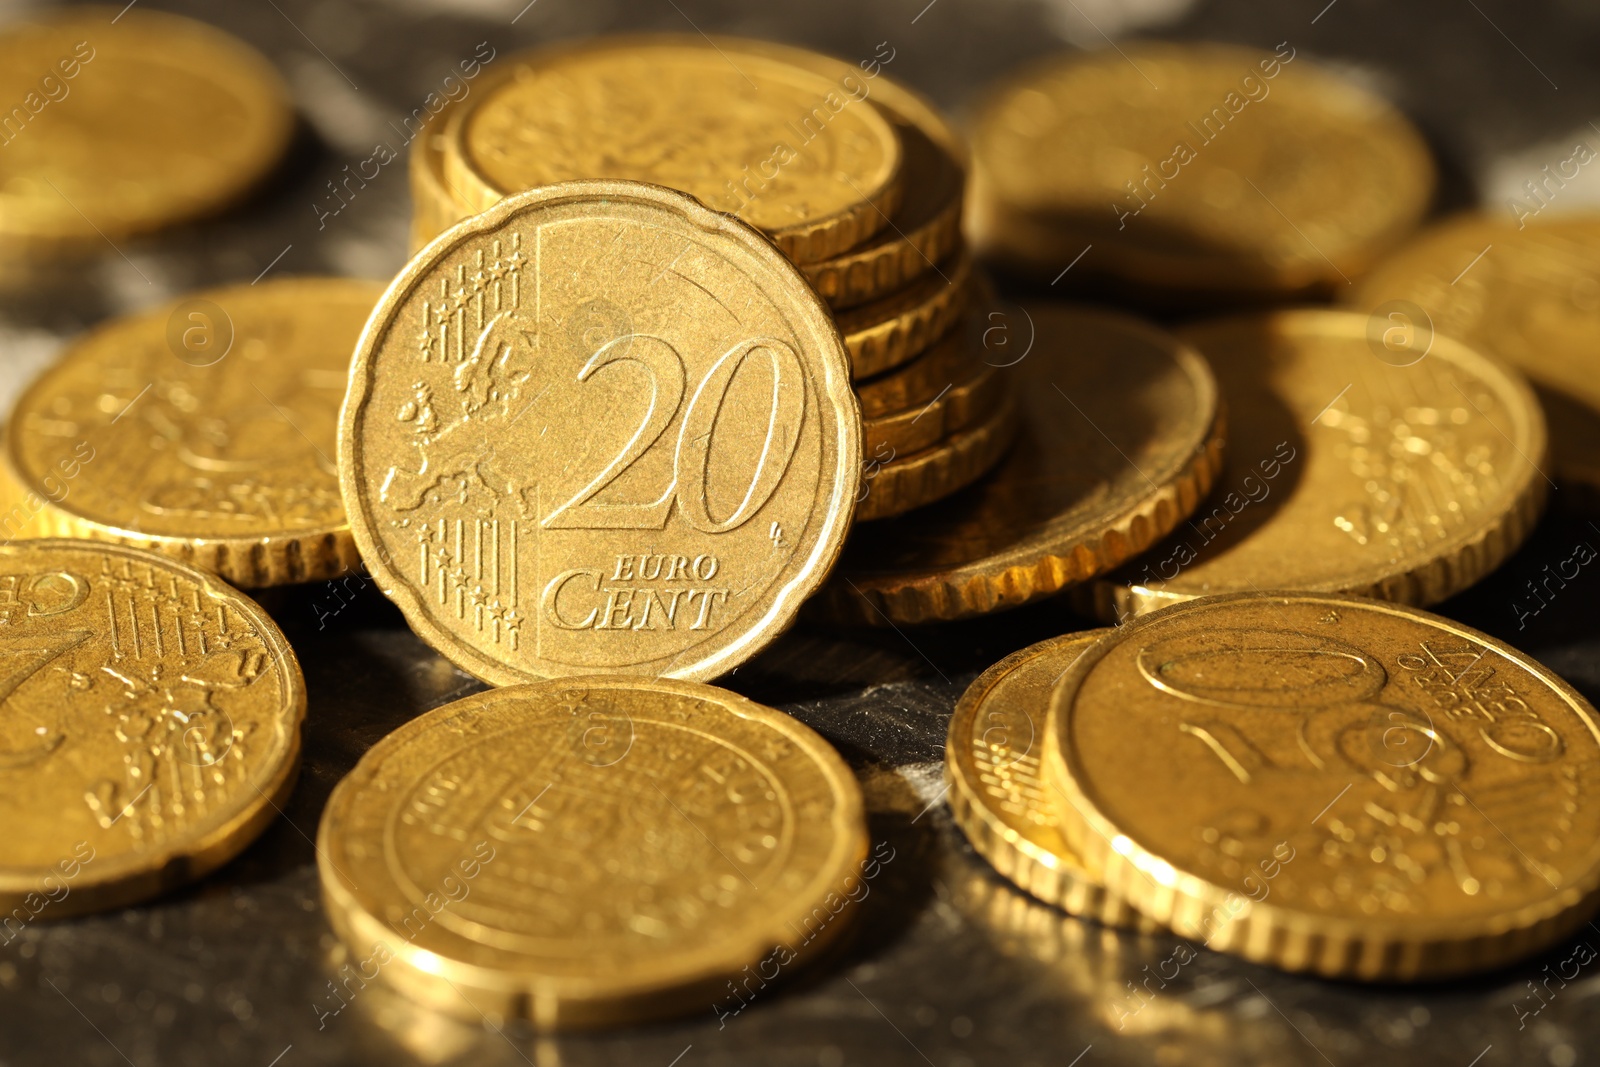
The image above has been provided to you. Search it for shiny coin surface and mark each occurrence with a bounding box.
[1352,215,1600,503]
[856,389,1018,522]
[0,6,292,259]
[822,306,1222,624]
[445,36,903,264]
[6,278,380,587]
[969,43,1433,301]
[1045,592,1600,979]
[1082,309,1545,621]
[839,249,969,379]
[0,539,303,918]
[341,180,860,684]
[318,677,867,1027]
[947,629,1156,929]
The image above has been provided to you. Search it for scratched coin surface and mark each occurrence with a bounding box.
[1045,592,1600,979]
[0,6,292,258]
[0,539,303,918]
[446,36,903,263]
[318,677,867,1026]
[340,180,860,684]
[1082,309,1546,622]
[821,306,1222,624]
[1353,215,1600,503]
[6,278,381,587]
[969,43,1433,300]
[946,629,1155,930]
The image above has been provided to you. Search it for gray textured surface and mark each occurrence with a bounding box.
[3,0,1600,1064]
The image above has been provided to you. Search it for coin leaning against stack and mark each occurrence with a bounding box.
[407,35,1007,524]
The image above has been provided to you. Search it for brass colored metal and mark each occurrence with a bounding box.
[1353,215,1600,504]
[318,677,867,1027]
[340,180,861,684]
[0,6,293,261]
[0,539,304,918]
[946,629,1158,930]
[1045,591,1600,980]
[5,278,381,587]
[839,249,970,380]
[1082,309,1546,621]
[854,391,1018,522]
[445,37,904,264]
[863,358,1002,459]
[821,306,1223,624]
[969,44,1434,301]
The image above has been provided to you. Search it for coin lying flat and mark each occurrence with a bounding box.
[6,278,380,587]
[856,390,1018,522]
[409,59,515,254]
[1046,592,1600,979]
[947,630,1156,930]
[0,6,292,260]
[318,677,867,1027]
[820,306,1222,624]
[0,539,303,919]
[444,36,903,264]
[1352,215,1600,504]
[839,249,970,379]
[969,43,1433,301]
[1081,309,1546,621]
[863,358,1002,458]
[341,180,860,684]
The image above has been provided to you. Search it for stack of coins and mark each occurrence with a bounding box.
[407,37,1006,522]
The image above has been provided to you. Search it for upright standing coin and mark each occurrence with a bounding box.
[445,37,904,264]
[1082,309,1546,621]
[318,677,867,1027]
[947,630,1156,930]
[969,43,1433,301]
[340,181,860,684]
[5,278,381,587]
[0,540,304,919]
[0,6,292,260]
[1352,215,1600,502]
[1045,592,1600,979]
[821,306,1222,624]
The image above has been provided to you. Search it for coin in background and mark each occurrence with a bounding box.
[5,278,382,587]
[823,305,1222,623]
[1081,309,1546,621]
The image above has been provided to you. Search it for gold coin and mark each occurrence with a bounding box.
[0,6,292,259]
[1352,214,1600,504]
[969,43,1433,300]
[1045,591,1600,979]
[863,358,1003,459]
[444,36,903,264]
[853,318,977,418]
[341,180,860,684]
[6,278,380,587]
[839,249,970,379]
[856,390,1017,522]
[0,539,303,919]
[408,59,518,254]
[821,306,1223,624]
[947,629,1158,929]
[317,677,867,1027]
[1081,309,1546,621]
[718,39,967,309]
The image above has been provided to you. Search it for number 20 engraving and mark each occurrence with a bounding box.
[542,335,808,533]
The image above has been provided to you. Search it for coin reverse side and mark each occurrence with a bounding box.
[318,677,867,1027]
[1045,592,1600,979]
[340,180,861,684]
[0,540,304,918]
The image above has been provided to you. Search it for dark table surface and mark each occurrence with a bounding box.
[4,0,1600,1064]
